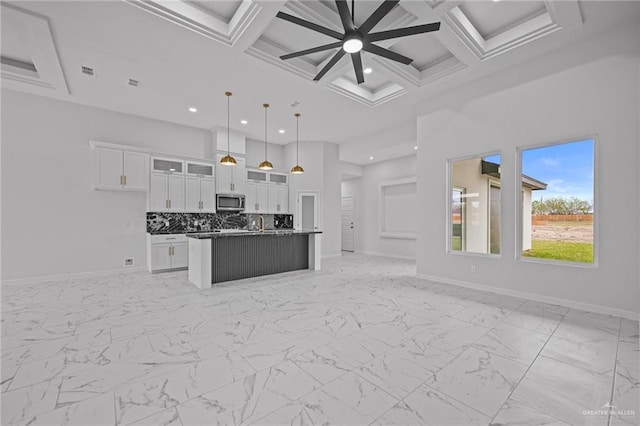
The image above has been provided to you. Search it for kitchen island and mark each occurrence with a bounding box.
[187,230,322,289]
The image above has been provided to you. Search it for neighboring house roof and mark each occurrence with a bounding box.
[481,160,547,190]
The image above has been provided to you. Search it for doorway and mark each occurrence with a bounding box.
[341,196,354,252]
[297,191,319,231]
[489,184,501,254]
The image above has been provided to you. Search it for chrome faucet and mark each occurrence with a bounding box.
[258,215,265,232]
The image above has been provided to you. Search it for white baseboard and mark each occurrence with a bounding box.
[416,273,639,321]
[322,252,343,259]
[2,266,148,286]
[358,250,416,261]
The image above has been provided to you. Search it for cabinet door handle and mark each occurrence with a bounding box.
[123,175,127,186]
[169,199,172,209]
[165,200,168,209]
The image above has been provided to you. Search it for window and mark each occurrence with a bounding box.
[449,153,501,255]
[519,139,595,264]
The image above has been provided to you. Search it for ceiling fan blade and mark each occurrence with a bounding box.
[280,42,343,60]
[367,22,441,42]
[358,0,399,35]
[351,52,364,84]
[363,42,413,65]
[335,0,354,32]
[314,49,346,81]
[276,11,343,40]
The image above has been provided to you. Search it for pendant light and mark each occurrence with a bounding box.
[220,91,237,166]
[258,103,274,170]
[291,113,304,174]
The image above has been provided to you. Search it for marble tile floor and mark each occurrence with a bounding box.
[1,253,638,426]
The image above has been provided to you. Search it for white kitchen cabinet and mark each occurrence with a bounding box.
[267,172,288,214]
[185,161,215,212]
[216,154,246,194]
[269,172,288,186]
[151,243,173,270]
[246,182,269,213]
[171,243,188,268]
[147,234,188,272]
[148,173,185,212]
[152,157,183,174]
[186,176,215,212]
[93,147,149,191]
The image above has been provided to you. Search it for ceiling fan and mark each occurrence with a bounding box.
[276,0,440,84]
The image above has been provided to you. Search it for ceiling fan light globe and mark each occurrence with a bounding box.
[343,37,363,53]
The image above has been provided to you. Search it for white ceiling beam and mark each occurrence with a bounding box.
[1,3,69,95]
[233,0,287,52]
[400,0,480,67]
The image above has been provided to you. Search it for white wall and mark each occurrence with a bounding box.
[245,138,285,173]
[284,140,341,258]
[1,89,212,280]
[416,23,639,315]
[341,155,417,259]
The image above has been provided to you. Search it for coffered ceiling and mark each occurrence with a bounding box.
[1,1,638,165]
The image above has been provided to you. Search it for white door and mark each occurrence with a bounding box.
[200,178,216,212]
[268,184,278,213]
[96,148,123,190]
[151,243,172,270]
[149,173,167,211]
[172,243,188,268]
[123,151,148,190]
[297,191,319,231]
[277,185,289,213]
[245,182,257,213]
[167,174,185,211]
[341,196,354,252]
[256,183,268,213]
[185,176,201,211]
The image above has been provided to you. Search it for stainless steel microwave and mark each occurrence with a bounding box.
[216,194,245,212]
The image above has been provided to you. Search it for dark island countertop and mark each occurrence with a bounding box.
[186,230,322,239]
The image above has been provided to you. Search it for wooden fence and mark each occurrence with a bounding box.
[531,214,593,225]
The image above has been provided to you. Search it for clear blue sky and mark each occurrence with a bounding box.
[484,139,594,202]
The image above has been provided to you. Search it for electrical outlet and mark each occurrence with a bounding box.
[124,258,134,267]
[470,265,477,273]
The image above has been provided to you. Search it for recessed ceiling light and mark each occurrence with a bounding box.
[364,67,372,74]
[188,107,197,113]
[414,146,418,150]
[278,129,285,134]
[369,156,374,160]
[240,120,248,125]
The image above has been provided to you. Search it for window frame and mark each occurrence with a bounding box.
[515,135,598,268]
[446,151,502,258]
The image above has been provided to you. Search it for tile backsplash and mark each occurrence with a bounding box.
[147,212,293,234]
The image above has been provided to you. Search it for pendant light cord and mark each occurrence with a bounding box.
[351,0,354,23]
[227,93,230,156]
[264,104,268,161]
[296,114,300,165]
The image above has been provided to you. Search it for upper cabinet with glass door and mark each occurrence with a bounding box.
[185,161,215,212]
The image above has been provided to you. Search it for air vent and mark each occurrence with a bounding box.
[127,78,140,87]
[81,65,95,77]
[289,101,300,108]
